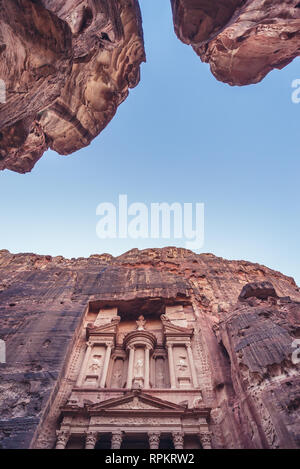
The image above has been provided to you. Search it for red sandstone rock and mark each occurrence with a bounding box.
[0,247,299,448]
[171,0,300,86]
[1,1,300,172]
[238,281,278,301]
[0,0,145,173]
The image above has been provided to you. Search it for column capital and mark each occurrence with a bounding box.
[55,429,70,449]
[148,432,160,449]
[172,431,184,449]
[111,430,123,449]
[85,431,98,449]
[199,431,212,449]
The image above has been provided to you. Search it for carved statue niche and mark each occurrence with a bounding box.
[173,346,192,388]
[111,358,124,388]
[135,358,144,377]
[132,348,145,388]
[177,355,189,376]
[89,354,103,375]
[154,357,168,388]
[82,344,107,386]
[136,315,146,331]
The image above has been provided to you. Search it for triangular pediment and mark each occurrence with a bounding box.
[162,321,194,336]
[86,318,119,338]
[86,391,187,413]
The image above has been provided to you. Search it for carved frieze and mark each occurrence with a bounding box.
[91,416,180,426]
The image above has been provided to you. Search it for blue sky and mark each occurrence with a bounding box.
[0,0,299,285]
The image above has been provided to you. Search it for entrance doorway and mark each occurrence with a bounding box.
[121,433,150,449]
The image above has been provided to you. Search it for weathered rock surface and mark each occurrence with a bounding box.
[0,0,145,173]
[238,281,278,301]
[0,247,299,448]
[1,1,300,172]
[171,0,300,85]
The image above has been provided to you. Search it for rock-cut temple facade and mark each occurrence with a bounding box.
[38,303,212,449]
[0,248,299,449]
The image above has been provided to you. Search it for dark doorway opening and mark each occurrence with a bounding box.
[121,433,150,449]
[159,435,175,449]
[95,434,111,449]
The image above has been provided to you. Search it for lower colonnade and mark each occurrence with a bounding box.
[56,429,212,449]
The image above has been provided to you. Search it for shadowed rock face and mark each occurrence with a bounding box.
[238,281,278,301]
[1,1,300,173]
[0,247,299,448]
[0,0,145,173]
[0,0,73,172]
[171,0,300,86]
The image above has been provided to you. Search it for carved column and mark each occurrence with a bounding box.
[126,346,135,388]
[172,432,184,449]
[55,430,70,449]
[199,431,212,449]
[76,342,93,387]
[167,344,176,389]
[100,342,112,388]
[144,345,150,388]
[85,432,97,449]
[111,430,123,449]
[148,432,160,449]
[186,344,198,388]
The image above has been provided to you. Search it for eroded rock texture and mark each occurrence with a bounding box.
[171,0,300,85]
[1,1,300,172]
[0,247,299,448]
[0,0,145,173]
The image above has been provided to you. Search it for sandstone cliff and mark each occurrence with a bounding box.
[1,1,300,173]
[0,0,145,173]
[171,0,300,86]
[0,247,299,448]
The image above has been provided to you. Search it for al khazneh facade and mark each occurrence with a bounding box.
[34,299,212,449]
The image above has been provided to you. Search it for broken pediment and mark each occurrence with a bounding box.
[86,317,120,341]
[161,314,194,338]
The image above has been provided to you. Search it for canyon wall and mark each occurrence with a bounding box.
[1,0,300,173]
[0,0,145,173]
[0,247,299,448]
[171,0,300,86]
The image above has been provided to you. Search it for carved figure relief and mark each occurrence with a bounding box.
[156,371,164,387]
[111,358,124,388]
[136,315,146,331]
[177,355,188,375]
[89,355,102,374]
[173,346,192,388]
[135,359,144,377]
